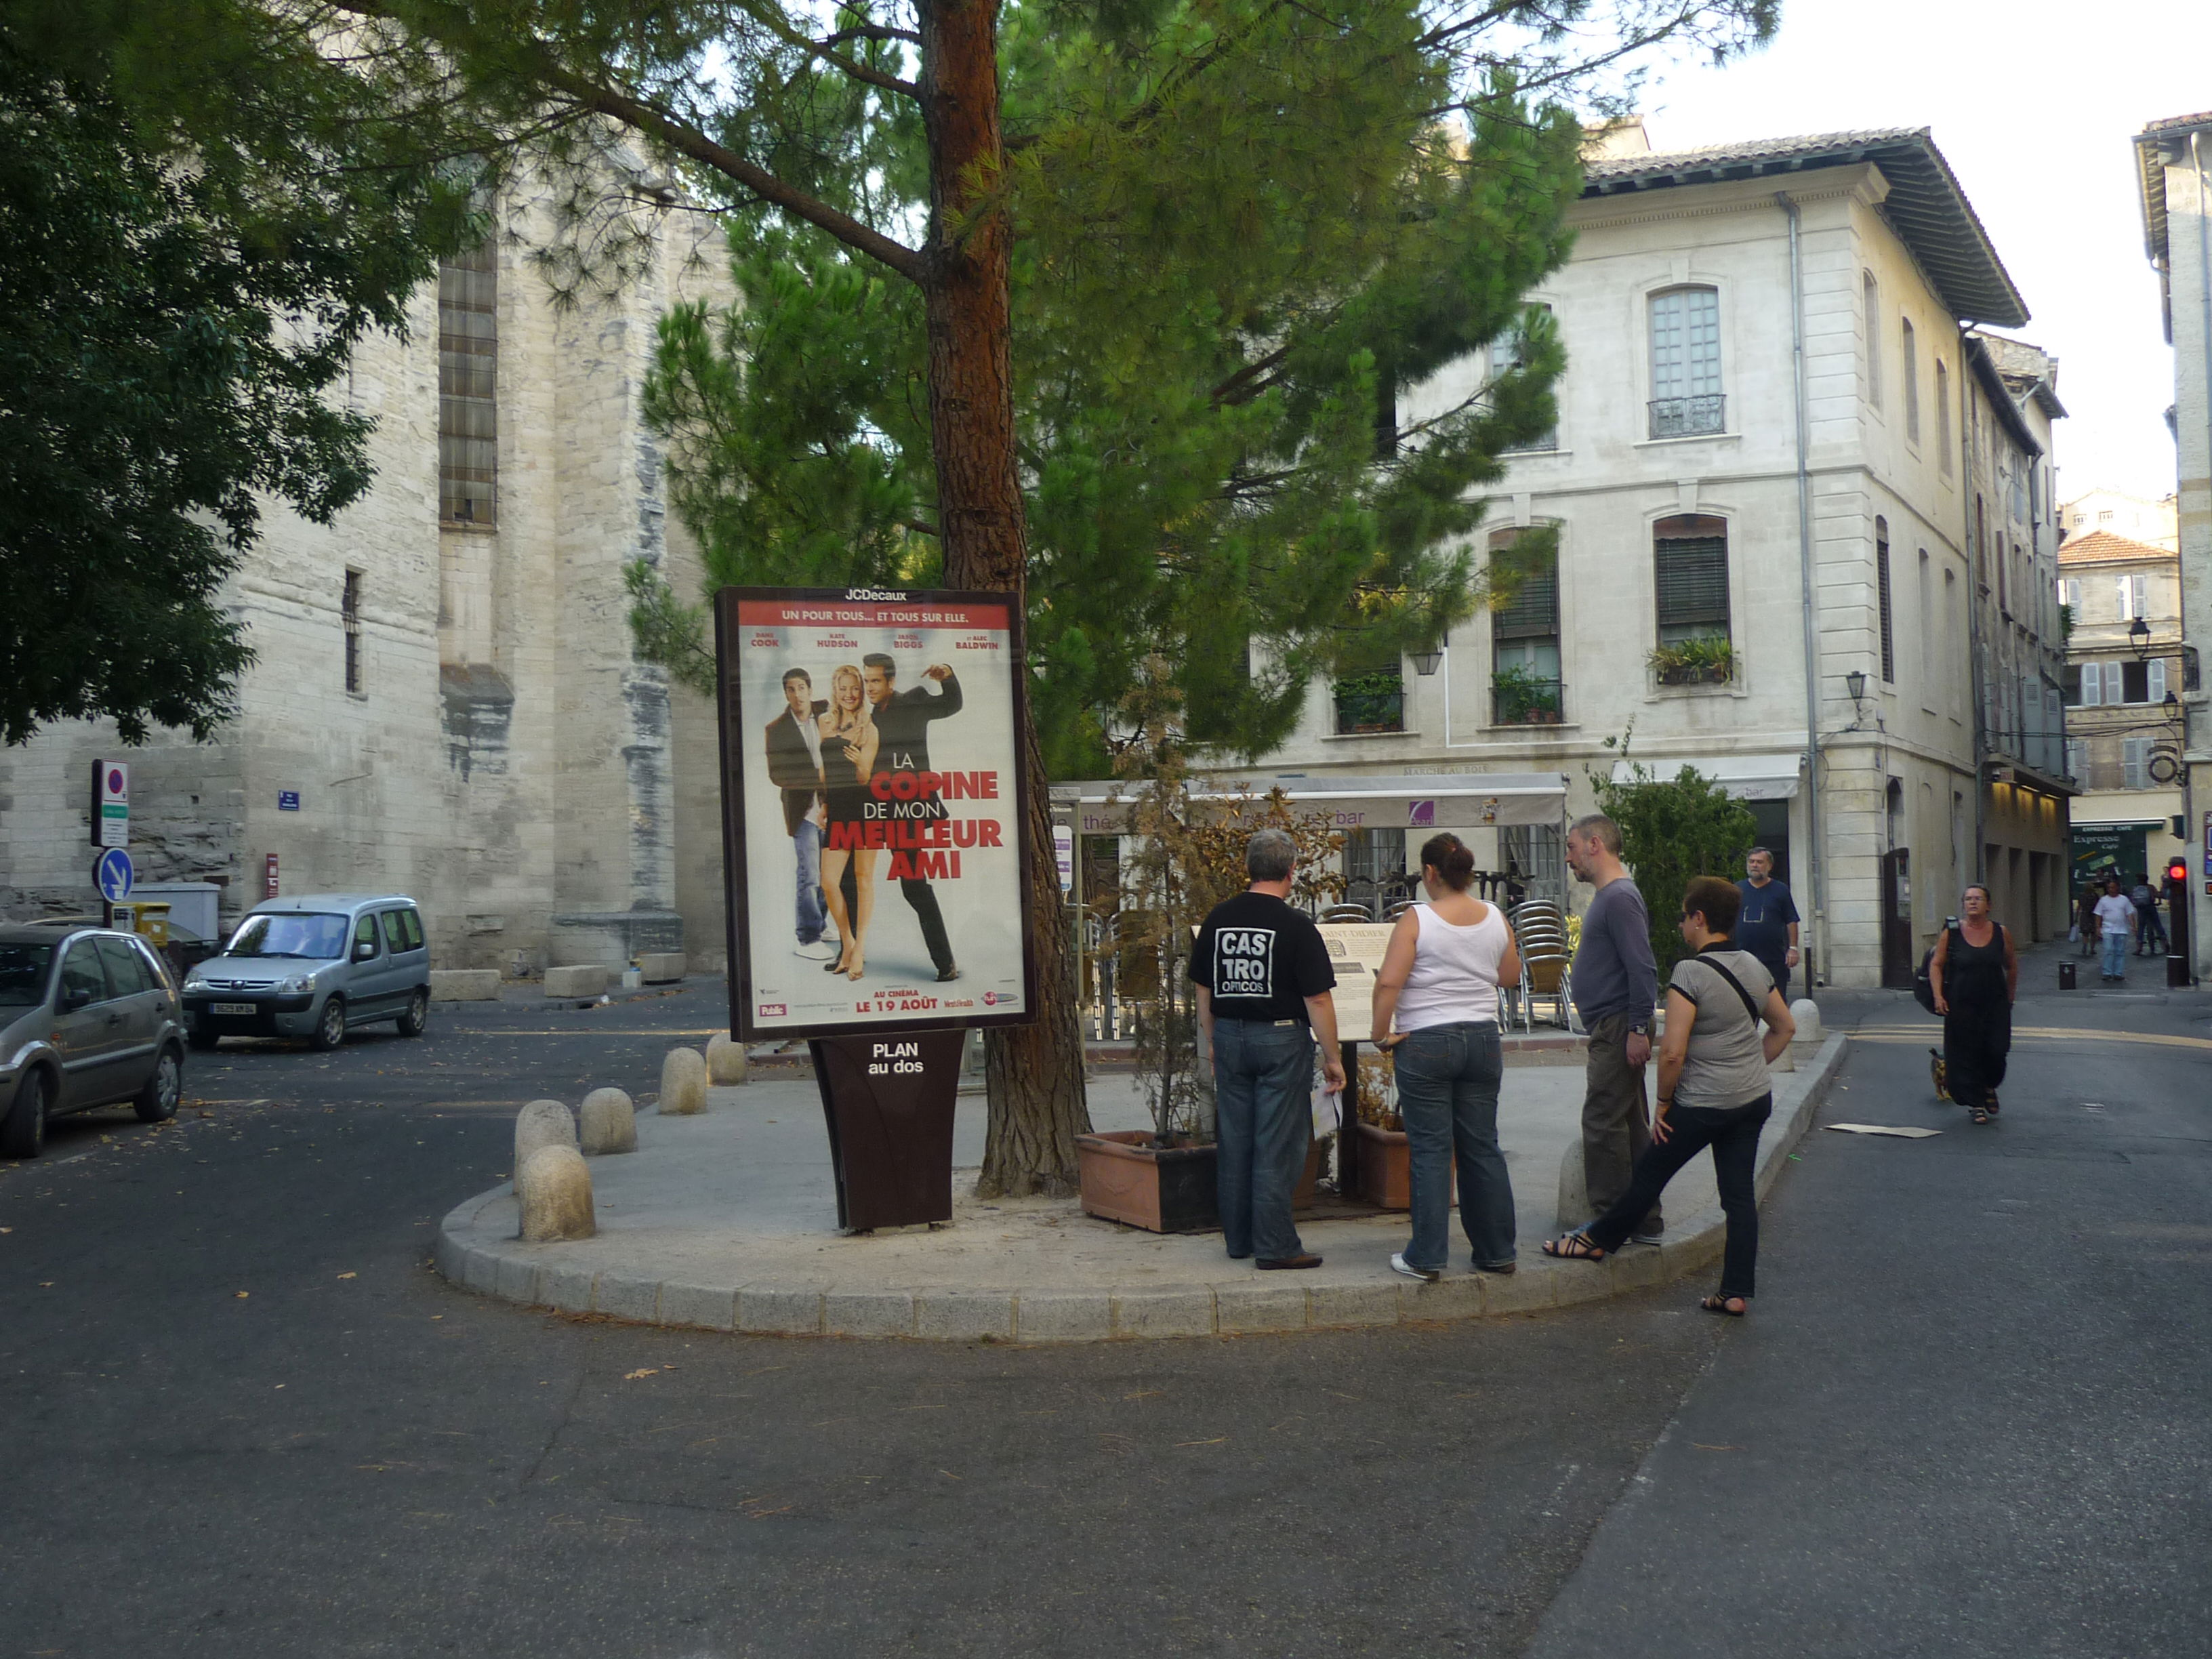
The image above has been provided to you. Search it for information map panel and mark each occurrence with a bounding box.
[715,587,1038,1042]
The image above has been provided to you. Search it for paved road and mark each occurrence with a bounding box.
[1,965,2203,1656]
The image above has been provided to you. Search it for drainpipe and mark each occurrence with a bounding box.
[1780,191,1826,983]
[2190,134,2212,977]
[1965,339,1988,887]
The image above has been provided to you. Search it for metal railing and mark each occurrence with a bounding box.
[1647,394,1726,440]
[1492,676,1565,726]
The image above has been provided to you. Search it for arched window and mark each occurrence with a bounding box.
[1647,287,1723,438]
[1875,517,1895,682]
[1489,526,1561,722]
[1902,318,1921,443]
[1863,272,1883,409]
[1652,514,1731,682]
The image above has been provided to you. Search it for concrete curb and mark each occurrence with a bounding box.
[436,1032,1848,1342]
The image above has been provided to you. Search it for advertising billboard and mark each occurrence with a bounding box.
[714,586,1038,1040]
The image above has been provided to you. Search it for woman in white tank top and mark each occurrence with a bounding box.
[1369,834,1523,1282]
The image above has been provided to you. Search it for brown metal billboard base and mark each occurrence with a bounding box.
[810,1031,965,1232]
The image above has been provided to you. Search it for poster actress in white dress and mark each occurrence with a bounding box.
[1370,832,1521,1282]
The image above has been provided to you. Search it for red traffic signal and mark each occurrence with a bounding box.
[2169,859,2190,885]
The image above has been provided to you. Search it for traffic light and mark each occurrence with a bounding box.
[2170,857,2189,886]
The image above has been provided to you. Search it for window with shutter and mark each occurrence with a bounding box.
[1647,288,1723,437]
[1491,306,1557,453]
[2123,660,2149,704]
[439,243,497,527]
[1875,519,1895,682]
[1902,319,1921,443]
[2066,739,2086,779]
[2150,657,2167,703]
[1653,514,1730,647]
[2103,661,2127,704]
[1863,273,1882,409]
[2062,665,2084,705]
[2123,738,2150,790]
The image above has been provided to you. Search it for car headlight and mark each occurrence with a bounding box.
[279,975,314,994]
[184,974,209,992]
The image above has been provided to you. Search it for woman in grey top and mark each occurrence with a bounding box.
[1542,875,1795,1315]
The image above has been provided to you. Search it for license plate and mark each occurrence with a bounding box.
[209,1002,256,1015]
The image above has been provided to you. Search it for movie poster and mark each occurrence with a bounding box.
[715,586,1037,1040]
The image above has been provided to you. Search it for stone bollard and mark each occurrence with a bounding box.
[579,1087,636,1155]
[1555,1139,1591,1235]
[1788,998,1823,1046]
[514,1099,577,1172]
[517,1144,595,1241]
[705,1032,747,1086]
[659,1046,709,1115]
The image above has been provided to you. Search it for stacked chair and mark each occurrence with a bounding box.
[1507,899,1574,1031]
[1319,901,1376,924]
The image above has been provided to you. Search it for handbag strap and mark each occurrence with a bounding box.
[1692,951,1765,1028]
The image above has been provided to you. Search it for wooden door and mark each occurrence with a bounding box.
[1879,849,1914,989]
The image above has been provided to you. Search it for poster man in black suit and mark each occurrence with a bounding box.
[862,653,961,981]
[762,669,838,961]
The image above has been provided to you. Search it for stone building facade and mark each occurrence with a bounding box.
[0,189,732,974]
[1235,124,2072,987]
[2057,527,2188,884]
[2133,112,2212,978]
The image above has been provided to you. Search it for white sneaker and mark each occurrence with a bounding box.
[793,940,840,961]
[1390,1252,1441,1283]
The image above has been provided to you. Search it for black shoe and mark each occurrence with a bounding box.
[1256,1253,1324,1270]
[935,964,961,983]
[825,956,848,972]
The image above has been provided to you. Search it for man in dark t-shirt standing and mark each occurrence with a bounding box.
[1736,847,1801,1001]
[1191,828,1343,1269]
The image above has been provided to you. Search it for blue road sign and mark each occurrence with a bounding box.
[95,847,135,903]
[278,790,300,811]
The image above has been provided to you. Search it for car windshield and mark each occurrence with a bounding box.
[225,912,350,960]
[0,943,56,1007]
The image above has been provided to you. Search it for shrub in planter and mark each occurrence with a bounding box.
[1648,635,1734,686]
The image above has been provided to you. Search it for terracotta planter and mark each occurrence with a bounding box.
[1076,1131,1218,1233]
[1352,1120,1454,1211]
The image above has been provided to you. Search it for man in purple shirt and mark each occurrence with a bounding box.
[1566,814,1662,1243]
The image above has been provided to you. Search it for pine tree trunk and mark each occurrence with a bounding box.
[915,0,1090,1195]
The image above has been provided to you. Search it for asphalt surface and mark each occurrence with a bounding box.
[1,963,2204,1656]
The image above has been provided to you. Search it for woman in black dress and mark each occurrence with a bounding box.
[816,665,880,981]
[1929,884,2018,1124]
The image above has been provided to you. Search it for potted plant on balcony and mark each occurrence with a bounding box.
[1648,634,1735,687]
[1076,674,1345,1231]
[1332,668,1406,733]
[1492,663,1563,725]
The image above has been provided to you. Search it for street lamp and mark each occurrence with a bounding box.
[1409,644,1445,676]
[2129,617,2153,659]
[1845,669,1867,705]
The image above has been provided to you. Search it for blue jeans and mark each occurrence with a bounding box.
[793,820,827,943]
[1211,1019,1313,1261]
[1393,1022,1515,1271]
[2100,930,2129,977]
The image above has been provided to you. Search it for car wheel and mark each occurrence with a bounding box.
[135,1045,183,1124]
[396,988,430,1038]
[1,1067,50,1159]
[310,995,347,1051]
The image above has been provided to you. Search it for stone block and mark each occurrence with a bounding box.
[594,1273,661,1322]
[1111,1290,1216,1339]
[1013,1292,1115,1343]
[462,1244,499,1294]
[1605,1244,1668,1292]
[1788,998,1823,1046]
[516,1145,595,1242]
[916,1291,1017,1342]
[514,1099,577,1170]
[705,1032,747,1085]
[659,1046,709,1115]
[738,1287,823,1334]
[434,1229,468,1284]
[1399,1275,1485,1324]
[825,1290,916,1338]
[1481,1265,1563,1315]
[1212,1284,1311,1336]
[659,1281,737,1332]
[578,1088,636,1155]
[543,964,609,1000]
[493,1254,542,1305]
[429,969,501,1002]
[541,1263,598,1313]
[1555,1138,1591,1233]
[637,951,686,983]
[1307,1283,1399,1329]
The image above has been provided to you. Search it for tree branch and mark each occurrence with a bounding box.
[731,1,920,100]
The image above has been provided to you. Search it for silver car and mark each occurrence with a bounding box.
[0,924,187,1158]
[182,894,432,1052]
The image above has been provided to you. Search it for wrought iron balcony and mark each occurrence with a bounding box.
[1647,394,1726,440]
[1491,675,1565,726]
[1332,672,1406,735]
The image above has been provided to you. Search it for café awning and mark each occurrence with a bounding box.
[1611,752,1805,801]
[1051,771,1570,834]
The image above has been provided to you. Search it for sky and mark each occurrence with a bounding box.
[1629,0,2212,507]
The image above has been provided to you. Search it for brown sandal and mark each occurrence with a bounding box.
[1700,1294,1748,1317]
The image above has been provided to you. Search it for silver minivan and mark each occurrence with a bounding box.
[182,894,431,1051]
[0,924,186,1158]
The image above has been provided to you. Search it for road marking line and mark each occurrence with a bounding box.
[1852,1027,2212,1052]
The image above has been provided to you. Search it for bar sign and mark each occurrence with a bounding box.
[90,759,129,849]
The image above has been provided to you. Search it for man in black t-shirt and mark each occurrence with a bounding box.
[1735,847,1801,1001]
[1191,828,1343,1268]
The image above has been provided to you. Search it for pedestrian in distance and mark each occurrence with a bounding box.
[1191,828,1345,1271]
[1929,884,2018,1125]
[1564,814,1662,1244]
[2075,882,2101,960]
[1369,832,1523,1283]
[2131,872,2167,956]
[1736,846,1801,1002]
[2092,876,2137,983]
[1542,876,1795,1316]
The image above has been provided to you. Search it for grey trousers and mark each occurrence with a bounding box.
[1582,1010,1660,1235]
